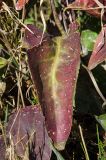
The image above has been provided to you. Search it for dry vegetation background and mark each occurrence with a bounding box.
[0,0,106,160]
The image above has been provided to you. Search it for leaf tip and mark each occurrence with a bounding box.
[54,141,66,151]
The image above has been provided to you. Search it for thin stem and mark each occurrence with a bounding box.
[39,0,46,43]
[96,124,102,159]
[79,125,90,160]
[50,0,65,35]
[83,64,106,103]
[93,0,104,28]
[16,71,25,108]
[65,6,106,11]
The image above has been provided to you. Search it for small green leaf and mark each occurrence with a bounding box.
[95,114,106,131]
[0,57,8,69]
[81,30,98,55]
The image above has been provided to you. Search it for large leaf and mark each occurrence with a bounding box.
[25,22,81,150]
[3,105,51,160]
[88,25,106,70]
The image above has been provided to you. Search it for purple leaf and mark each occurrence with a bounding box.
[0,136,6,160]
[88,25,106,70]
[24,24,49,50]
[25,22,81,150]
[6,105,51,160]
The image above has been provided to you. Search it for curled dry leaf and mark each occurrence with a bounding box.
[88,25,106,70]
[67,0,106,20]
[15,0,29,10]
[25,22,81,150]
[6,105,51,160]
[73,0,96,7]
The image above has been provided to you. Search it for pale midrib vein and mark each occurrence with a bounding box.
[50,37,62,106]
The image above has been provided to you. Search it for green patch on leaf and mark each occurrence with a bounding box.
[95,114,106,131]
[81,30,98,55]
